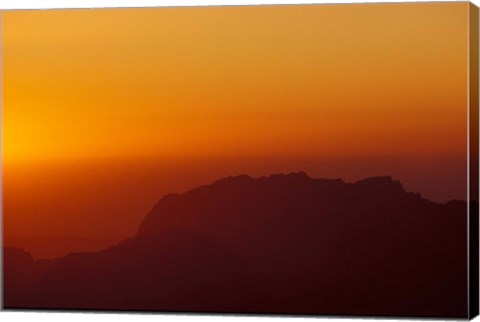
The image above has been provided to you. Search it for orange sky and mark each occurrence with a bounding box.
[1,3,472,251]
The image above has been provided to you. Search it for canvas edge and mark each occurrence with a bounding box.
[0,2,477,319]
[0,8,5,313]
[468,1,480,320]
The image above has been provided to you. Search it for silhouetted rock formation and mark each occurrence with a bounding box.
[4,247,59,307]
[4,173,471,318]
[5,235,118,260]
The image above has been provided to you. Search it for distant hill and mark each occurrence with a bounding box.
[5,235,118,260]
[4,173,470,318]
[4,247,59,307]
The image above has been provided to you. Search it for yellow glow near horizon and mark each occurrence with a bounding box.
[1,3,472,242]
[2,3,468,164]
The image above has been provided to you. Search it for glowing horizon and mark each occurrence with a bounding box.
[2,2,472,249]
[3,3,468,164]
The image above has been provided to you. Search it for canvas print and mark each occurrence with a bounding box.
[2,2,479,319]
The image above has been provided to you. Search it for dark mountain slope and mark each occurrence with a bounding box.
[135,173,467,317]
[5,235,117,260]
[3,247,59,307]
[17,229,264,312]
[5,173,470,317]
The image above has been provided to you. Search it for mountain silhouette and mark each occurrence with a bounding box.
[5,235,118,260]
[4,173,471,318]
[4,247,60,307]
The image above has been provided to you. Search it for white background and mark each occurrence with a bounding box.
[0,0,478,321]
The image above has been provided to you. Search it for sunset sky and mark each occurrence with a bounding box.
[1,2,472,255]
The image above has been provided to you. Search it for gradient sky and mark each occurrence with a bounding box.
[1,2,471,252]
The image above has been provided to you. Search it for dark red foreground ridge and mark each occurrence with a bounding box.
[4,173,471,317]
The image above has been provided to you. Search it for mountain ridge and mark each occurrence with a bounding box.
[4,172,471,317]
